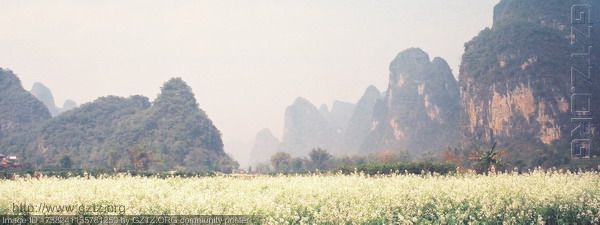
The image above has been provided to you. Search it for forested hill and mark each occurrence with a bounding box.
[0,71,238,172]
[0,68,51,137]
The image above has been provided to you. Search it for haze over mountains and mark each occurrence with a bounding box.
[1,1,501,169]
[1,0,598,171]
[30,82,78,116]
[251,48,460,164]
[250,0,600,168]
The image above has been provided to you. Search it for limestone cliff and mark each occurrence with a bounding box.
[362,48,460,156]
[459,0,600,166]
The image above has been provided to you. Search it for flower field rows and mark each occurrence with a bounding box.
[0,170,599,224]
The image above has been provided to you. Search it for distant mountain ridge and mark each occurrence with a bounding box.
[279,97,335,156]
[251,0,600,169]
[0,70,238,172]
[363,48,460,156]
[30,82,78,116]
[249,129,280,166]
[257,48,459,161]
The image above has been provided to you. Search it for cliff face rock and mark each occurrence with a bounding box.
[249,128,280,165]
[343,85,381,154]
[0,69,51,137]
[459,0,600,165]
[362,48,460,156]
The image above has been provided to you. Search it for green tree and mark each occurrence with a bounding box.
[469,143,506,174]
[290,157,306,172]
[129,147,153,171]
[270,152,291,172]
[309,148,332,170]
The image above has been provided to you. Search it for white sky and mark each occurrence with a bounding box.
[0,0,499,165]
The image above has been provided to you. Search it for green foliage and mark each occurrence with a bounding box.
[265,149,455,175]
[461,21,568,87]
[59,156,72,169]
[469,143,505,174]
[308,148,332,170]
[0,75,237,172]
[493,0,573,27]
[0,168,216,179]
[270,152,292,172]
[0,68,51,134]
[339,161,456,175]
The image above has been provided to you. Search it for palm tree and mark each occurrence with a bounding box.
[469,143,506,174]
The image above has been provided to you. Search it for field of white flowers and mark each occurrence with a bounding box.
[0,170,599,224]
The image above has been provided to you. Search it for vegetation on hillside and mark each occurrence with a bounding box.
[0,75,238,172]
[0,69,51,135]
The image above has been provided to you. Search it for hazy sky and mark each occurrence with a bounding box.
[0,0,499,165]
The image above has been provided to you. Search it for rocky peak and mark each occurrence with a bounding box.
[148,78,223,153]
[288,97,321,117]
[362,48,460,156]
[280,97,330,156]
[157,78,195,101]
[492,0,573,31]
[153,78,201,114]
[61,100,78,112]
[249,128,281,165]
[364,85,380,97]
[389,48,431,87]
[31,82,59,116]
[0,68,22,90]
[30,82,79,116]
[256,129,278,142]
